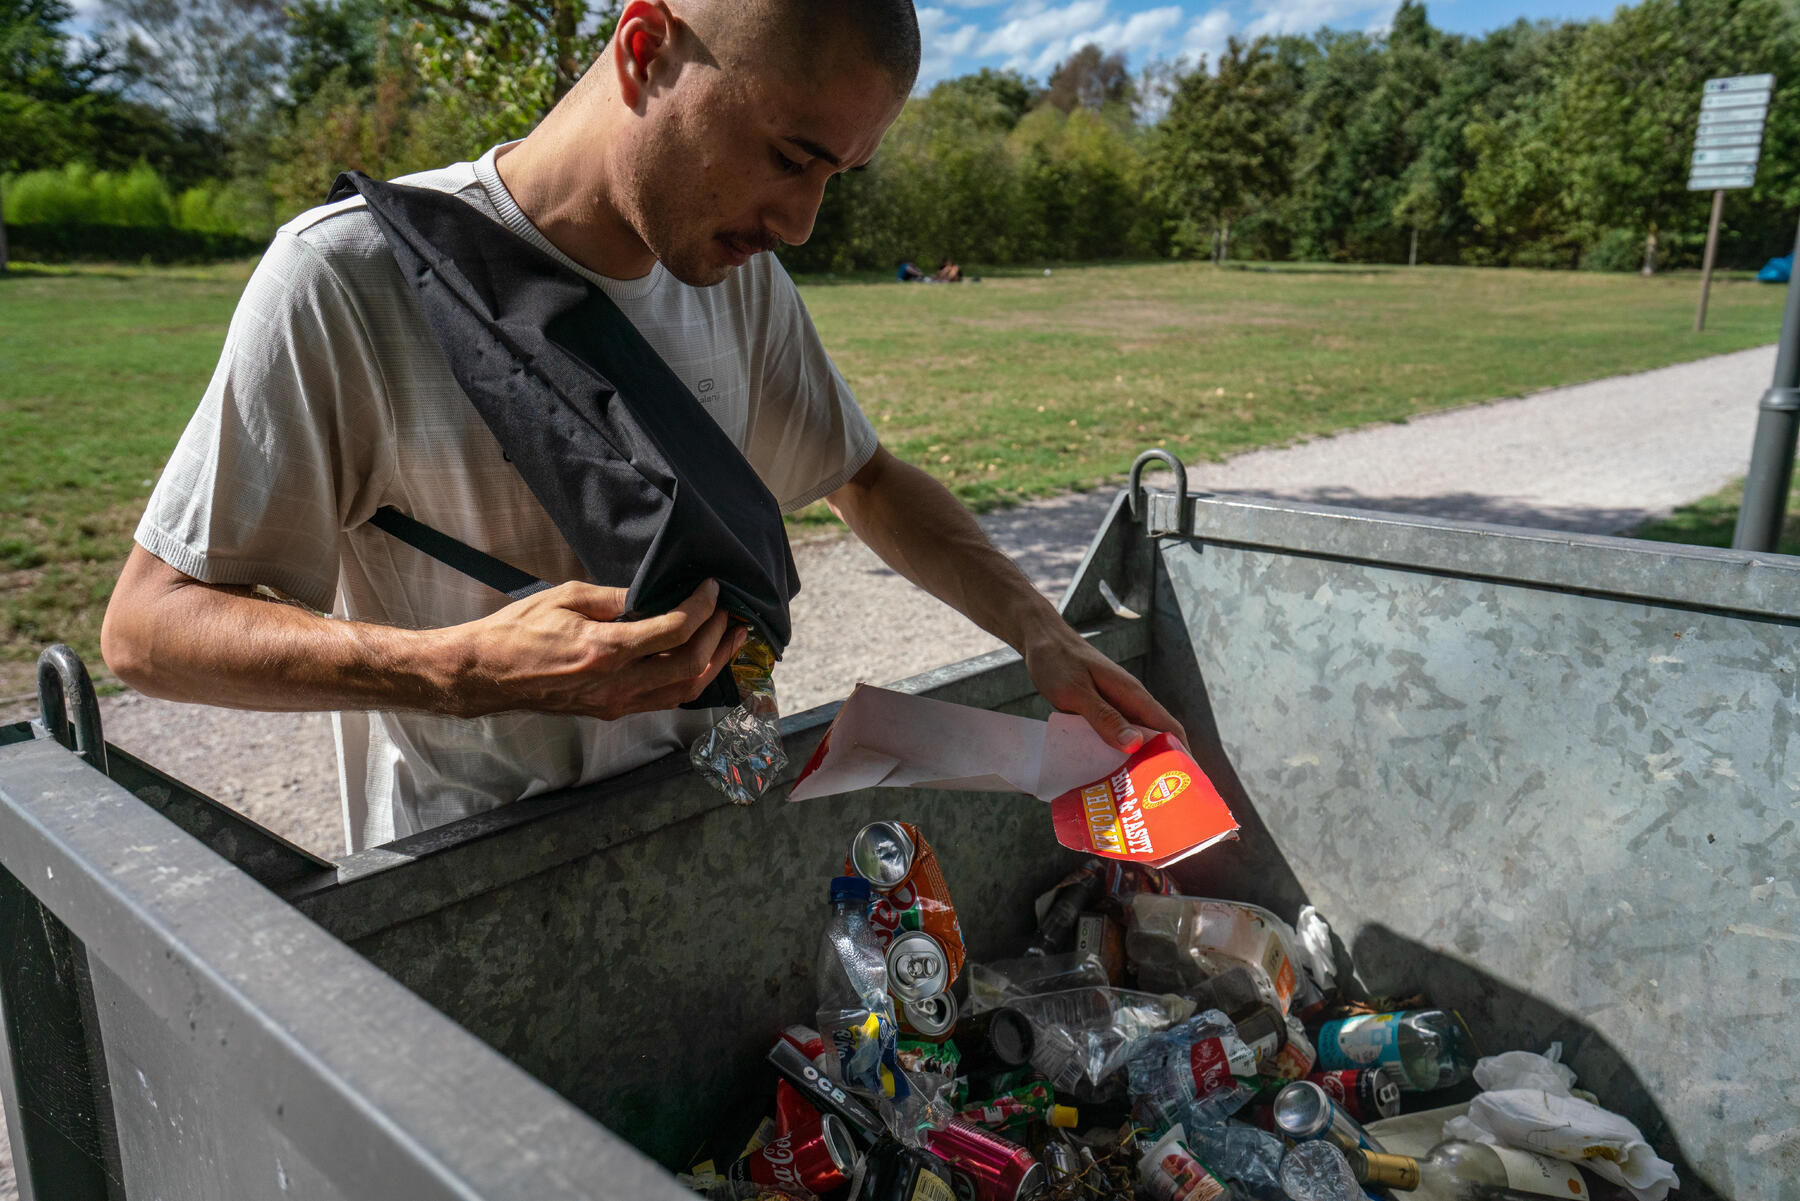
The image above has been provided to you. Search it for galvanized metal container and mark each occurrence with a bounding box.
[1,473,1792,1201]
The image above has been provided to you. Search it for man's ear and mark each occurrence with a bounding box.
[613,0,675,110]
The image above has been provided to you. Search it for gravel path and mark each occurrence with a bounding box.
[0,343,1776,1189]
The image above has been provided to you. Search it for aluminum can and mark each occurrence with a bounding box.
[1307,1067,1402,1122]
[900,990,958,1041]
[850,821,915,889]
[1271,1080,1382,1155]
[886,930,951,1004]
[778,1024,830,1070]
[924,1118,1045,1201]
[731,1112,858,1195]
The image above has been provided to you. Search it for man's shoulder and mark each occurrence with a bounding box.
[275,159,491,274]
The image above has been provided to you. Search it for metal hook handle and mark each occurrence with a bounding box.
[1128,448,1191,536]
[37,644,108,774]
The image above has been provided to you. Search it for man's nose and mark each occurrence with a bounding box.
[767,173,831,247]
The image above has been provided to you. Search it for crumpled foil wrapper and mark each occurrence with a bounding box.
[690,630,787,805]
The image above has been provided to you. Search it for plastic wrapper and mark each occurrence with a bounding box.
[691,631,787,805]
[1126,893,1322,1016]
[966,952,1110,1014]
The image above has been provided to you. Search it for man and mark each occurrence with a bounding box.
[101,0,1186,853]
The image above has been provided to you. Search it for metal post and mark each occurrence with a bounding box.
[1694,189,1725,331]
[1732,211,1800,551]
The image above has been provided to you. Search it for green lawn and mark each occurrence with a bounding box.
[1629,476,1800,555]
[1,257,1788,696]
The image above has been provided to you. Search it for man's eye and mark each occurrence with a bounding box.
[773,148,806,176]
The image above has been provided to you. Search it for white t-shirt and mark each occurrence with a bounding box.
[136,145,878,853]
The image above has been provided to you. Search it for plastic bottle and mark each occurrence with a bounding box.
[1350,1140,1589,1200]
[816,875,898,1096]
[1128,1011,1259,1132]
[1314,1010,1473,1091]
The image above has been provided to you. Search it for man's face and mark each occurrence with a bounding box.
[623,49,905,287]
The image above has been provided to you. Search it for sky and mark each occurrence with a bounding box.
[914,0,1625,88]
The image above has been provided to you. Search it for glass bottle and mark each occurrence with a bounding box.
[1350,1140,1588,1200]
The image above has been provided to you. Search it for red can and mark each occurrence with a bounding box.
[730,1112,858,1195]
[924,1117,1044,1201]
[1307,1067,1403,1122]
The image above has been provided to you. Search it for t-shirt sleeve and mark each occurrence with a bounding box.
[745,258,879,513]
[134,229,395,613]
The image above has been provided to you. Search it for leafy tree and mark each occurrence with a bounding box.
[99,0,289,137]
[1042,43,1134,114]
[1153,37,1297,262]
[285,0,384,107]
[1542,0,1799,272]
[929,67,1034,130]
[403,0,617,142]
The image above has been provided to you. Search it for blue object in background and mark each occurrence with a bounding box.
[1760,254,1793,283]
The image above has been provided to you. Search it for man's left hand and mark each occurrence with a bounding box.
[1023,625,1189,754]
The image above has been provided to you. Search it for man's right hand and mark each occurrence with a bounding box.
[102,544,743,719]
[450,578,744,719]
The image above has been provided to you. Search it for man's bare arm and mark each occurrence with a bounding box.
[100,544,742,719]
[826,446,1187,752]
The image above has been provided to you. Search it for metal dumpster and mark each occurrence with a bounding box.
[2,470,1795,1201]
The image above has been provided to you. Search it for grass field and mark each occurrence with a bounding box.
[0,257,1788,697]
[1629,476,1800,555]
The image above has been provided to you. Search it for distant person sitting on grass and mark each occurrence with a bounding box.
[897,260,926,281]
[932,257,962,282]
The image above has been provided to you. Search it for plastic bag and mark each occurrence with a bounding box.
[1294,904,1337,992]
[691,631,787,805]
[1444,1043,1678,1201]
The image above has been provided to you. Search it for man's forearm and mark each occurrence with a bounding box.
[102,546,464,713]
[827,449,1077,656]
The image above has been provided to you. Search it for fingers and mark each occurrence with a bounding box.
[555,581,631,622]
[1100,672,1189,751]
[633,622,748,712]
[616,578,723,656]
[1080,693,1145,753]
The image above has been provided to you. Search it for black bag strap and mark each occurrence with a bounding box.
[369,506,551,601]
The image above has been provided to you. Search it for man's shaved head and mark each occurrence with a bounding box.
[683,0,920,97]
[501,0,916,286]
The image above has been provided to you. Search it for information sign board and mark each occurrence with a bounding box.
[1690,75,1772,192]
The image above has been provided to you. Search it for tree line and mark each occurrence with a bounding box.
[3,0,1796,271]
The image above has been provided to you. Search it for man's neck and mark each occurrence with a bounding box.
[493,127,658,281]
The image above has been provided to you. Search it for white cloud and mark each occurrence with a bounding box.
[1243,0,1381,37]
[1180,6,1235,67]
[981,1,1193,78]
[916,6,988,88]
[988,0,1112,58]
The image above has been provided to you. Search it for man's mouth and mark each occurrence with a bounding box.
[716,232,778,265]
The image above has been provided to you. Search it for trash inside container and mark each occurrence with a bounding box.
[1,468,1793,1201]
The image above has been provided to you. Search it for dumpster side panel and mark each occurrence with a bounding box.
[338,648,1150,1170]
[1148,532,1799,1201]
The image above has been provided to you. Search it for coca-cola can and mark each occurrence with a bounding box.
[901,991,959,1041]
[777,1024,829,1069]
[730,1112,858,1195]
[886,930,951,1004]
[924,1117,1045,1201]
[850,821,915,889]
[1306,1067,1403,1122]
